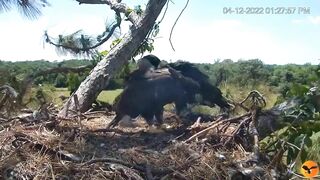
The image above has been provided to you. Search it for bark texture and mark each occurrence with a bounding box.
[59,0,167,117]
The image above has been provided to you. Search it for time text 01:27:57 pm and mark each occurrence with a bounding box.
[223,7,311,15]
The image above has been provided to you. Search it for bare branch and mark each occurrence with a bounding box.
[184,112,251,143]
[76,0,139,26]
[169,0,189,51]
[158,0,169,24]
[32,65,94,78]
[82,156,198,176]
[76,0,108,5]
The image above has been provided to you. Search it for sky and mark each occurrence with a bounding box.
[0,0,319,65]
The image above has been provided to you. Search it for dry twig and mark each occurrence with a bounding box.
[184,112,251,143]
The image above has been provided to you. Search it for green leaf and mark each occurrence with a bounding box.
[304,136,313,148]
[300,149,308,162]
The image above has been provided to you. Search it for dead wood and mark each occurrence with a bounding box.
[222,116,252,146]
[184,112,251,143]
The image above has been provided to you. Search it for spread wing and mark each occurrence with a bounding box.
[302,165,310,170]
[310,166,318,170]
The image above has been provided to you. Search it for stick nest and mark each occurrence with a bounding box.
[0,92,286,179]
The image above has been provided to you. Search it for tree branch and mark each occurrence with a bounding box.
[76,0,139,27]
[169,0,189,51]
[76,0,108,5]
[32,65,94,78]
[44,12,121,55]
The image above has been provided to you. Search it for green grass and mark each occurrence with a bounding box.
[220,83,279,109]
[53,87,71,106]
[308,131,320,163]
[25,86,123,109]
[53,88,123,105]
[29,83,279,114]
[97,89,123,104]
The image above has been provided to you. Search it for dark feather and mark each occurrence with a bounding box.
[309,166,318,170]
[302,165,310,170]
[143,54,161,68]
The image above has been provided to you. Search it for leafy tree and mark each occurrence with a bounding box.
[55,74,67,87]
[67,73,80,94]
[236,59,268,86]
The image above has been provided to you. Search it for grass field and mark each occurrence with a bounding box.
[25,86,123,108]
[97,89,123,104]
[53,88,123,105]
[220,83,279,109]
[28,83,279,113]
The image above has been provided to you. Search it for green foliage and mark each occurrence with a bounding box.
[53,30,96,55]
[106,79,124,90]
[267,120,320,165]
[0,59,91,87]
[92,50,109,65]
[67,73,81,94]
[1,59,319,93]
[125,8,133,17]
[284,86,319,121]
[261,85,320,168]
[0,64,13,86]
[45,11,121,56]
[55,74,67,87]
[110,38,122,49]
[99,50,109,57]
[106,62,137,90]
[134,5,143,15]
[133,39,154,57]
[236,59,269,86]
[132,20,160,57]
[0,0,49,19]
[287,83,310,98]
[193,61,320,168]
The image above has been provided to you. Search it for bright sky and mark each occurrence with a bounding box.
[0,0,319,64]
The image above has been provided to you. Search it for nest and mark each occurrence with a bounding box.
[0,91,288,179]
